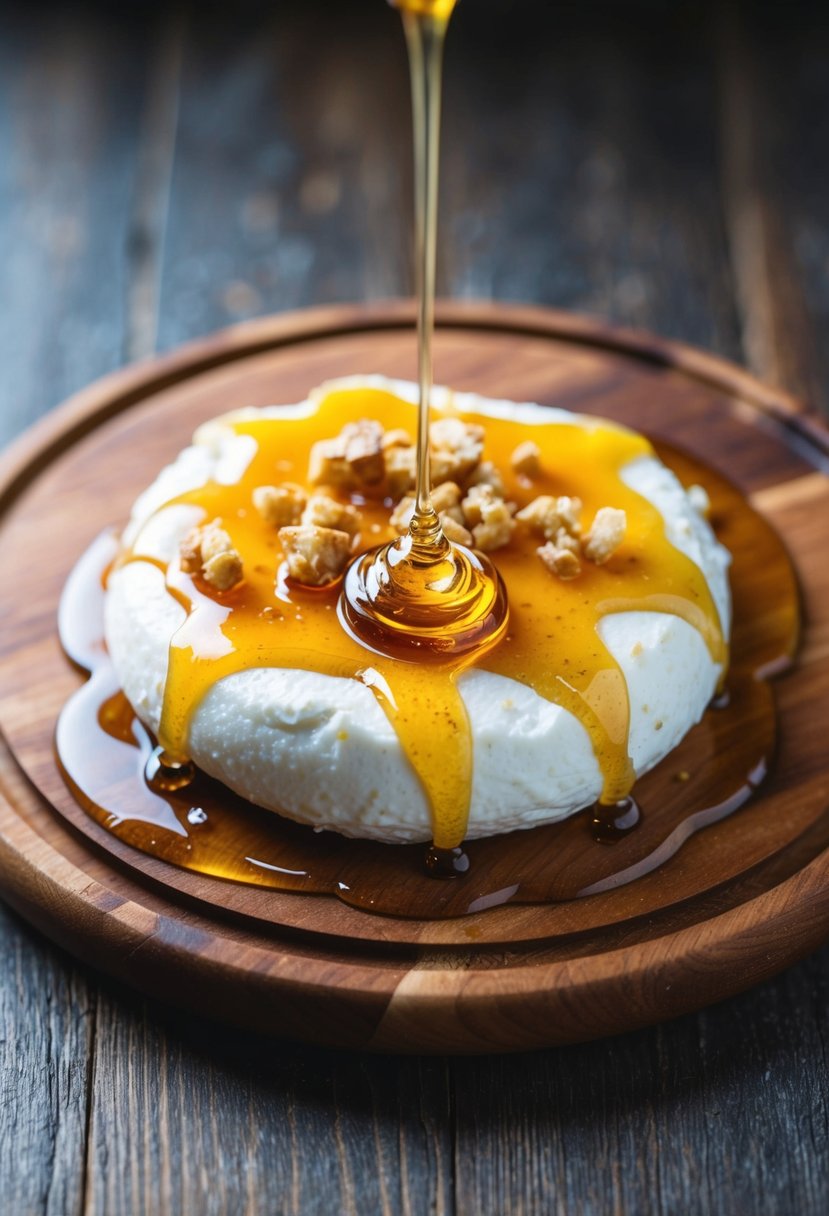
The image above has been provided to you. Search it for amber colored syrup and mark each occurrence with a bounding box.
[52,403,794,921]
[342,0,509,741]
[116,389,725,850]
[389,0,458,19]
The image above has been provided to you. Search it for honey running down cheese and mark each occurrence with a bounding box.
[110,384,727,852]
[341,0,509,697]
[57,421,799,920]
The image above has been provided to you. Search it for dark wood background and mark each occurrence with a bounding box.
[1,0,828,1211]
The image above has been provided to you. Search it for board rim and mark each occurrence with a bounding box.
[1,300,828,1053]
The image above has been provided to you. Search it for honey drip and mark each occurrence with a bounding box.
[104,385,726,853]
[55,437,798,921]
[342,0,508,737]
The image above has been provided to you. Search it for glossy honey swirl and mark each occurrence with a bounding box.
[113,384,727,850]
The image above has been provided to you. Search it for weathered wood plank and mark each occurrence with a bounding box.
[0,906,94,1216]
[0,5,157,1214]
[440,2,742,361]
[0,4,154,445]
[453,945,829,1216]
[83,994,453,1216]
[717,3,829,419]
[156,2,412,353]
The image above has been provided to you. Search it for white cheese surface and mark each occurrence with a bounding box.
[105,379,731,843]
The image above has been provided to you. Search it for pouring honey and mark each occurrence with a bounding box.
[342,0,509,671]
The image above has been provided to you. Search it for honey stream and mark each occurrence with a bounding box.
[341,0,507,852]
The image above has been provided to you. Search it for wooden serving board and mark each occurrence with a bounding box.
[1,302,828,1053]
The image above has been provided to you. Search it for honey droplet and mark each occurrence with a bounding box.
[145,746,195,793]
[589,796,642,844]
[425,844,471,877]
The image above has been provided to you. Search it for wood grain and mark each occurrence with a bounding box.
[2,1,829,1212]
[1,303,827,1055]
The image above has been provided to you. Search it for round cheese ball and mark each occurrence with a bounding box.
[105,378,731,844]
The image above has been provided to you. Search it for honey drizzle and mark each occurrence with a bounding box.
[56,434,798,921]
[113,386,726,849]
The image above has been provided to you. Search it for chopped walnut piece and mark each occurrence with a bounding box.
[516,494,583,541]
[341,419,385,485]
[179,533,204,575]
[203,551,244,591]
[472,504,515,552]
[440,514,473,546]
[459,484,516,552]
[385,444,417,499]
[390,485,466,535]
[301,494,361,538]
[179,520,243,591]
[429,418,485,485]
[464,460,505,498]
[278,525,351,586]
[511,440,542,478]
[460,484,496,527]
[552,527,580,554]
[308,418,385,492]
[537,541,581,581]
[390,495,415,533]
[583,507,627,565]
[252,483,306,528]
[308,438,355,493]
[431,481,465,523]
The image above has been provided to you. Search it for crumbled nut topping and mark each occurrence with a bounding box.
[472,502,516,552]
[390,479,516,552]
[464,460,505,498]
[516,493,626,580]
[307,438,353,493]
[384,444,417,499]
[460,484,516,552]
[516,495,583,540]
[511,440,542,478]
[252,483,306,528]
[390,482,465,534]
[431,481,465,522]
[340,419,385,485]
[278,525,352,586]
[537,541,581,581]
[389,494,416,533]
[265,411,631,585]
[308,418,385,493]
[179,520,243,591]
[429,418,485,485]
[440,514,473,545]
[301,494,361,538]
[583,507,627,565]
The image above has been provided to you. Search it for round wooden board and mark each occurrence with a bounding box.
[1,302,828,1054]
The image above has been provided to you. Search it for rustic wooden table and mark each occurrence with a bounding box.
[1,0,827,1211]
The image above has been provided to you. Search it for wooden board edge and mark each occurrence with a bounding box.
[368,850,829,1051]
[2,747,828,1053]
